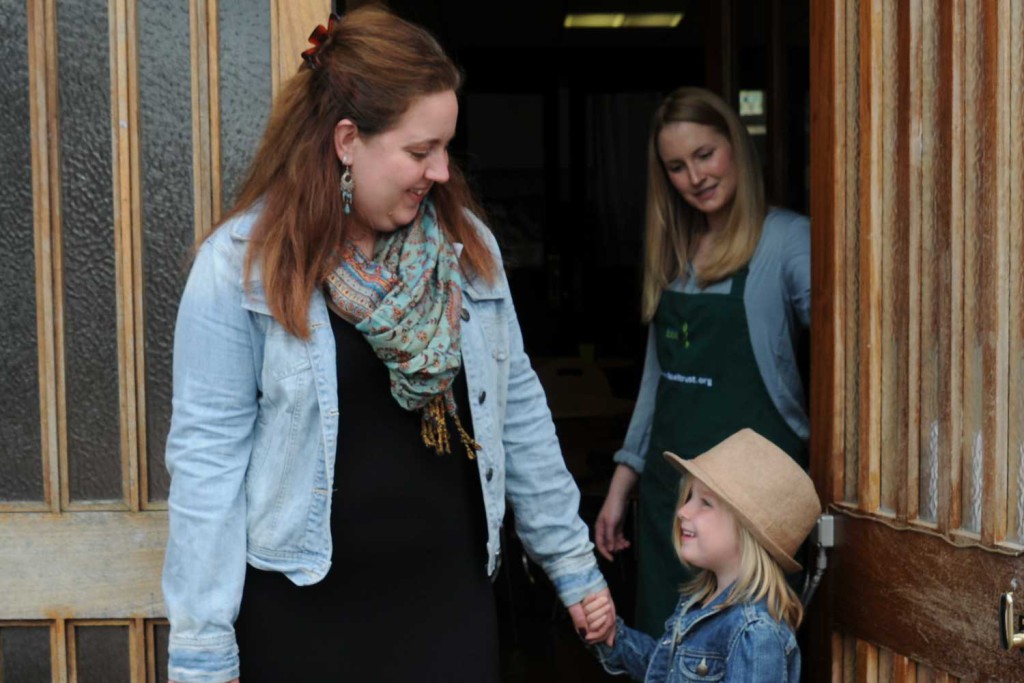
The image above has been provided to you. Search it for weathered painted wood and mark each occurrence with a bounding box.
[0,513,167,620]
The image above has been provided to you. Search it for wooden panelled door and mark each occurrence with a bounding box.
[810,1,1024,681]
[0,0,327,680]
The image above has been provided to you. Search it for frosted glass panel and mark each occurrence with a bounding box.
[138,0,193,503]
[218,0,272,208]
[0,626,51,683]
[57,0,123,502]
[0,0,44,502]
[74,626,130,683]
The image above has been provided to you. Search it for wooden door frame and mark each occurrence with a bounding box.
[807,1,841,679]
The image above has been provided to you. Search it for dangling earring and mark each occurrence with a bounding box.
[340,158,354,215]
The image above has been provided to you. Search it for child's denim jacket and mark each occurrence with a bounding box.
[595,588,800,682]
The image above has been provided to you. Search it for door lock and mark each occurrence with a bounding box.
[1000,592,1024,651]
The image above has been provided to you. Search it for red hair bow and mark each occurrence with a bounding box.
[301,13,340,70]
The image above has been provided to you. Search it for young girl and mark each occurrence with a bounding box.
[584,428,821,682]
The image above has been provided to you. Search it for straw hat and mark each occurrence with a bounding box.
[664,428,821,573]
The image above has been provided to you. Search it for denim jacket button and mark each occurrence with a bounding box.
[486,467,494,482]
[461,307,470,322]
[696,658,709,676]
[478,390,487,404]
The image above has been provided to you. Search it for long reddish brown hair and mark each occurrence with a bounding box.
[220,6,496,338]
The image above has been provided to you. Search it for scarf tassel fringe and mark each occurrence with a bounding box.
[421,395,480,459]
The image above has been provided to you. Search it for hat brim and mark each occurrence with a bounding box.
[664,450,803,574]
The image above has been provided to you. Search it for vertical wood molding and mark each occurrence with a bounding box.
[980,0,1014,546]
[857,0,883,514]
[129,618,146,683]
[943,0,966,534]
[65,622,78,683]
[112,0,140,513]
[1006,0,1024,547]
[145,621,160,683]
[879,0,905,516]
[810,0,845,511]
[190,0,215,242]
[808,2,842,679]
[48,0,71,514]
[126,0,150,512]
[53,618,68,683]
[842,0,861,505]
[917,0,955,533]
[902,0,923,523]
[208,0,222,223]
[28,0,60,513]
[960,0,1007,543]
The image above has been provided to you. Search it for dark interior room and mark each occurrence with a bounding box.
[347,1,810,679]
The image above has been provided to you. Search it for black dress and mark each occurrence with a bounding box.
[235,308,499,682]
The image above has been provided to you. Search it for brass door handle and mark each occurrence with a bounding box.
[1000,592,1024,650]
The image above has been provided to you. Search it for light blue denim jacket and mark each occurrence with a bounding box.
[595,589,800,682]
[162,207,606,683]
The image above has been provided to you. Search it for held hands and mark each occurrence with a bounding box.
[569,587,617,647]
[581,592,617,647]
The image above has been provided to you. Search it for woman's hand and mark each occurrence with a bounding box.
[569,587,617,646]
[595,465,639,561]
[582,593,617,647]
[585,593,614,647]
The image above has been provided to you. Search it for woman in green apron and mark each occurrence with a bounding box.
[595,87,811,637]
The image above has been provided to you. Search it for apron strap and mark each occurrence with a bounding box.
[729,266,750,296]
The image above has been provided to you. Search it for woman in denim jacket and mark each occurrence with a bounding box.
[162,8,612,683]
[584,430,820,682]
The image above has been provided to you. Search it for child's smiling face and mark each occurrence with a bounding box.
[676,478,742,581]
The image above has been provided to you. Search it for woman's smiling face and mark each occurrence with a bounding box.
[335,89,458,237]
[657,121,738,224]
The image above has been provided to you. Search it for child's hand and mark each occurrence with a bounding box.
[568,588,617,646]
[582,590,617,647]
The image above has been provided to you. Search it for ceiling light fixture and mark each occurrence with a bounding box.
[563,12,684,29]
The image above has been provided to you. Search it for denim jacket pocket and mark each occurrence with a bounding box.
[676,649,726,682]
[463,281,509,353]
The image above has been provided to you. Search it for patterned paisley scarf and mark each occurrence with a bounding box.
[324,199,480,458]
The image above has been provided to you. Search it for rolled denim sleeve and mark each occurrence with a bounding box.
[594,617,659,679]
[500,288,606,607]
[612,325,660,474]
[163,238,257,682]
[725,621,794,682]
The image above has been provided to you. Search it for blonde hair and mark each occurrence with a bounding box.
[673,476,804,631]
[641,87,766,322]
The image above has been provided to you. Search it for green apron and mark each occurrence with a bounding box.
[635,267,807,636]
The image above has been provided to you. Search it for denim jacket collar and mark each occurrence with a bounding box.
[672,582,734,641]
